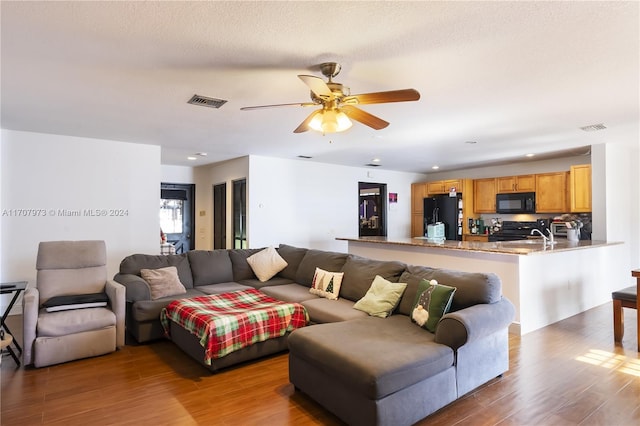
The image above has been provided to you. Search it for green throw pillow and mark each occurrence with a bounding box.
[411,279,456,332]
[353,275,408,318]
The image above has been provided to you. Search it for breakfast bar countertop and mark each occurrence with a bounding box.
[336,236,621,256]
[338,236,627,335]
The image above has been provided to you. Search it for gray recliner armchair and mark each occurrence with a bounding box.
[22,240,125,367]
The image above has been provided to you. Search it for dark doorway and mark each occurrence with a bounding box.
[160,183,195,253]
[213,183,227,249]
[358,182,387,237]
[232,179,247,249]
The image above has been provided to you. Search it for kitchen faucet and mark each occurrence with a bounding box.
[530,228,555,245]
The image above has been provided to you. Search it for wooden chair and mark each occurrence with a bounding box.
[612,269,639,351]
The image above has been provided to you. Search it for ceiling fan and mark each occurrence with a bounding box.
[240,62,420,134]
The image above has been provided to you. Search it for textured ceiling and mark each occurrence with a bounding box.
[1,1,638,173]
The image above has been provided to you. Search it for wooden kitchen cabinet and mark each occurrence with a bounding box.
[496,174,536,193]
[473,178,496,213]
[411,183,427,237]
[426,179,463,195]
[463,234,489,242]
[411,183,427,214]
[535,172,568,213]
[412,213,425,237]
[570,164,592,212]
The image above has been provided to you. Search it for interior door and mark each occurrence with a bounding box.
[232,178,247,249]
[213,183,227,249]
[358,182,387,237]
[160,183,195,253]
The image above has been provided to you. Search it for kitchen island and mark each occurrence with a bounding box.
[337,236,624,335]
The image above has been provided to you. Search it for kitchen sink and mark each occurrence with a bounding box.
[500,238,546,245]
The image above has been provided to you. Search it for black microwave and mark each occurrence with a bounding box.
[496,192,536,214]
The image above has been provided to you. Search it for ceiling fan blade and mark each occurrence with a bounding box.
[293,110,321,133]
[341,105,389,130]
[343,89,420,105]
[298,75,334,100]
[240,102,316,111]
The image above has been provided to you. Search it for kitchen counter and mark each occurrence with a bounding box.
[337,236,625,335]
[336,236,618,256]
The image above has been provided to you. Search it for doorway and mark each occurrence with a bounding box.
[160,183,195,253]
[213,183,227,249]
[232,179,247,249]
[358,182,387,237]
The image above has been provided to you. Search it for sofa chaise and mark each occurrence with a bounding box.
[114,243,515,426]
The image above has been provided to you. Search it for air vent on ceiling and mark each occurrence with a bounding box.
[580,123,607,132]
[187,94,228,109]
[365,163,381,167]
[297,155,313,159]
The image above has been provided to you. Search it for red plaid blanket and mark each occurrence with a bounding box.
[160,289,308,365]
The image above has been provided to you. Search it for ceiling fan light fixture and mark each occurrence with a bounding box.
[308,110,324,132]
[308,109,352,133]
[335,111,353,132]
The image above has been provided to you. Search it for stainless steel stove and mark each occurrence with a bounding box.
[488,221,540,242]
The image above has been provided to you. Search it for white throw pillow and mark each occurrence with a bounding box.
[309,267,344,300]
[246,246,288,282]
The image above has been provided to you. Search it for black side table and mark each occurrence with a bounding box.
[1,281,28,355]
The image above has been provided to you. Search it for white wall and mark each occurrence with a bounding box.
[0,130,160,310]
[0,135,3,287]
[596,143,639,285]
[161,165,195,184]
[248,156,426,252]
[633,143,640,270]
[591,144,606,241]
[193,155,427,252]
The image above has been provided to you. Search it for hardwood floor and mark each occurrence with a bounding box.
[1,303,638,425]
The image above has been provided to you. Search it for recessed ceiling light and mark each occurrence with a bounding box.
[432,165,440,170]
[371,158,381,163]
[196,152,208,157]
[465,141,477,144]
[187,156,197,161]
[525,153,535,158]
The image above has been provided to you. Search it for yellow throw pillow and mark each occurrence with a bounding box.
[353,275,407,318]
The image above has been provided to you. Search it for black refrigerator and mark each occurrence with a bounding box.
[424,194,463,241]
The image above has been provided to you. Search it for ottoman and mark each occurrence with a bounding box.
[161,289,308,372]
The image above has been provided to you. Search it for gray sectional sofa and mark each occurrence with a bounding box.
[114,244,515,426]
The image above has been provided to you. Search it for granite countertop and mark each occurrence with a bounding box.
[336,236,621,256]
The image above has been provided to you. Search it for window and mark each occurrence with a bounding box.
[159,199,184,234]
[160,184,194,253]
